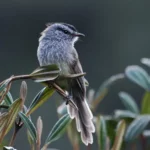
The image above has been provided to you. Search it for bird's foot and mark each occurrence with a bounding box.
[63,94,78,110]
[65,95,73,105]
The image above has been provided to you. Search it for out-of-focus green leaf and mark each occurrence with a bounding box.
[114,110,137,120]
[3,146,17,150]
[106,118,117,147]
[57,103,67,115]
[87,89,95,104]
[0,98,22,143]
[67,120,80,150]
[92,74,124,110]
[141,58,150,67]
[125,116,150,141]
[30,64,60,83]
[119,92,139,114]
[143,130,150,137]
[96,116,107,150]
[0,105,9,109]
[27,86,55,116]
[112,120,126,150]
[46,149,59,150]
[125,65,150,91]
[141,92,150,114]
[19,112,37,142]
[42,114,71,149]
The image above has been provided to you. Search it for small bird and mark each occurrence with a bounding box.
[37,23,95,145]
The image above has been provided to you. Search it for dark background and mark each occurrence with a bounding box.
[0,0,150,149]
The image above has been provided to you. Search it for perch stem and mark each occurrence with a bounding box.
[9,118,24,146]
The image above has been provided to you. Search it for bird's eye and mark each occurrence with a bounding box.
[63,30,69,34]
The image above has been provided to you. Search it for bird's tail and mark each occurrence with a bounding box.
[67,90,95,145]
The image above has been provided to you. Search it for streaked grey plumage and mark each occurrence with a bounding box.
[37,23,95,145]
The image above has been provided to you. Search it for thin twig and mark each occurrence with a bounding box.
[51,83,78,110]
[87,145,91,150]
[9,118,24,146]
[140,134,146,150]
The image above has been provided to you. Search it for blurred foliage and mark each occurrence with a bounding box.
[1,59,150,150]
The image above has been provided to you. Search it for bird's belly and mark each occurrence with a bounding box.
[58,62,71,75]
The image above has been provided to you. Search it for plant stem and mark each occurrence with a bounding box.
[140,134,146,150]
[73,144,79,150]
[9,119,24,146]
[87,145,91,150]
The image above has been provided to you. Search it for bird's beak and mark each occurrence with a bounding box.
[74,32,85,37]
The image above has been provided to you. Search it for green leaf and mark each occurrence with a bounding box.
[57,103,67,115]
[27,86,55,116]
[125,116,150,141]
[3,146,17,150]
[106,117,118,147]
[27,130,35,150]
[4,92,13,105]
[141,92,150,114]
[112,120,126,150]
[125,65,150,91]
[92,74,124,110]
[96,116,107,150]
[143,130,150,137]
[0,98,22,143]
[0,78,11,93]
[67,120,80,150]
[114,110,137,119]
[19,112,37,142]
[141,58,150,67]
[43,114,71,148]
[119,92,139,114]
[30,64,60,83]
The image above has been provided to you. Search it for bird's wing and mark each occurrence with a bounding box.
[70,59,86,96]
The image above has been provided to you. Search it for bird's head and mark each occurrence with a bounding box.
[39,23,85,45]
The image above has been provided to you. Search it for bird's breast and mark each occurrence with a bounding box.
[37,41,75,75]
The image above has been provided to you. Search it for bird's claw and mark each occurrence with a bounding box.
[65,95,73,105]
[64,95,78,110]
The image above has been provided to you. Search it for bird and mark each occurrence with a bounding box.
[37,22,95,145]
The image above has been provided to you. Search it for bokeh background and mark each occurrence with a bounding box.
[0,0,150,149]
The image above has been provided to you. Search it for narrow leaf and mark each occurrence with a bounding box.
[0,78,12,93]
[112,120,126,150]
[4,92,13,105]
[19,112,37,142]
[3,146,17,150]
[43,114,71,148]
[125,65,150,91]
[0,98,22,142]
[27,130,35,150]
[141,58,150,67]
[30,64,60,82]
[119,92,139,114]
[27,86,55,116]
[57,103,67,115]
[20,81,27,102]
[92,74,124,110]
[125,116,150,141]
[36,116,43,149]
[141,92,150,114]
[67,120,80,150]
[114,110,137,119]
[96,116,107,150]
